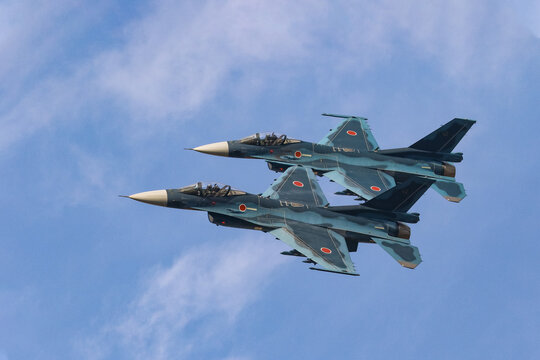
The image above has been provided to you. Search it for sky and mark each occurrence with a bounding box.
[1,0,539,359]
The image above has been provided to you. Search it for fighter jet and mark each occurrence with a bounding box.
[124,166,434,276]
[190,114,475,202]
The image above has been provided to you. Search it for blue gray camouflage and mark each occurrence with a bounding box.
[194,115,475,202]
[127,166,434,275]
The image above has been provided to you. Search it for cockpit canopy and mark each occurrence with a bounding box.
[238,132,301,146]
[178,182,246,197]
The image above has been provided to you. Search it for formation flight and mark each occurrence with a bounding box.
[190,114,475,202]
[124,166,434,276]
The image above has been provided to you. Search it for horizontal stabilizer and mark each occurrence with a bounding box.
[372,238,422,269]
[363,177,435,212]
[431,180,466,203]
[411,118,476,153]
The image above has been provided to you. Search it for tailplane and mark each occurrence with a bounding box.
[372,238,422,269]
[431,180,466,203]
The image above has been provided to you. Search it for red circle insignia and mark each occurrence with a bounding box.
[292,181,304,187]
[347,130,357,136]
[321,247,332,254]
[239,204,247,212]
[370,186,381,192]
[294,151,302,158]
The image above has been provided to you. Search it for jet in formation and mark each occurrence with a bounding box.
[125,166,434,276]
[190,114,475,203]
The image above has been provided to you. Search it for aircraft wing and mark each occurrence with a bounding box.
[262,165,328,206]
[270,221,358,275]
[324,165,396,200]
[318,113,379,151]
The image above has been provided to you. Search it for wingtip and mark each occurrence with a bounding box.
[453,117,477,124]
[309,267,360,276]
[321,113,367,120]
[444,196,464,203]
[398,261,419,269]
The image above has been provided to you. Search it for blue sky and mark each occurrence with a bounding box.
[1,1,539,359]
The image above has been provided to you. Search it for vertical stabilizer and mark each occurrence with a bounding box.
[363,177,434,212]
[410,118,476,153]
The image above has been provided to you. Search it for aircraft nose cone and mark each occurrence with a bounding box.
[192,141,229,157]
[128,190,168,207]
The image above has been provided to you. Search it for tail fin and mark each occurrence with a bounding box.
[363,177,434,213]
[411,118,476,153]
[432,180,466,203]
[372,238,422,269]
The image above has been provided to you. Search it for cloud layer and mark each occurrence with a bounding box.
[80,237,286,360]
[2,0,534,152]
[1,1,539,359]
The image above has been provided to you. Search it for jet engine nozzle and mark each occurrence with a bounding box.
[433,162,456,178]
[397,223,411,240]
[442,162,456,177]
[388,222,411,240]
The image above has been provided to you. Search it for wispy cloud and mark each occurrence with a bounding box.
[0,0,73,89]
[79,236,287,360]
[337,1,531,82]
[95,0,326,120]
[1,0,533,153]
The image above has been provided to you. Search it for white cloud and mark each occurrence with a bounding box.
[0,74,83,151]
[0,0,536,210]
[0,0,70,89]
[96,0,326,120]
[0,0,102,152]
[336,1,529,82]
[1,0,534,154]
[79,236,286,360]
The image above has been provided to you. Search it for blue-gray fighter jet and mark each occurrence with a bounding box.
[190,115,475,202]
[125,166,434,275]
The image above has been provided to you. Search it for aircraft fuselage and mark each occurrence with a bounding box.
[164,190,411,244]
[228,141,455,180]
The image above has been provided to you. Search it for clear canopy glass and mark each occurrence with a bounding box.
[239,132,300,146]
[178,182,246,197]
